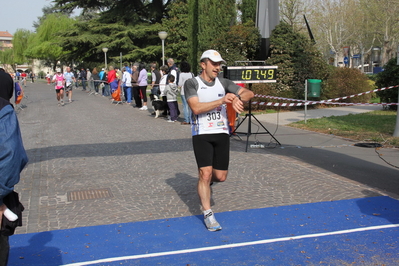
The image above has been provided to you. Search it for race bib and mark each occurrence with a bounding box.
[199,105,228,131]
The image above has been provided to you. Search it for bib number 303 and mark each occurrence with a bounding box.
[206,111,221,121]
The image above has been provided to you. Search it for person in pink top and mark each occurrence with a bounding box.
[52,68,65,106]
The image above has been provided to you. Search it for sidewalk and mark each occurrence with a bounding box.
[255,105,383,125]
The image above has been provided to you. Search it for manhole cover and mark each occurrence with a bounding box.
[354,143,382,148]
[67,188,113,201]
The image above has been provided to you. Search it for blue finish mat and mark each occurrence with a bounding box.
[9,196,399,265]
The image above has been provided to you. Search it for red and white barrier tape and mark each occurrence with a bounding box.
[251,101,399,107]
[253,84,399,107]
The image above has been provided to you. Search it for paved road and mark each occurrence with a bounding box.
[13,80,399,235]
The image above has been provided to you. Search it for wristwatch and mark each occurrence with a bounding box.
[236,94,241,100]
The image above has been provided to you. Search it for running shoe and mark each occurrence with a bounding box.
[61,100,64,106]
[204,211,222,231]
[139,106,148,110]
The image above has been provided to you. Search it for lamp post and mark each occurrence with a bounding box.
[158,31,168,66]
[394,46,399,137]
[102,47,108,69]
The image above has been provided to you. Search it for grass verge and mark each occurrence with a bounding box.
[288,110,399,148]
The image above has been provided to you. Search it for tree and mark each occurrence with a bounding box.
[0,48,16,72]
[308,0,356,66]
[24,14,76,70]
[267,22,330,99]
[359,0,399,66]
[305,0,399,68]
[33,4,72,30]
[239,0,257,24]
[53,0,174,25]
[212,21,261,65]
[161,0,190,64]
[197,0,237,54]
[12,29,33,65]
[51,0,178,66]
[188,0,238,74]
[187,0,199,73]
[279,0,308,32]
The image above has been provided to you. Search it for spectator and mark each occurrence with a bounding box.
[30,72,35,83]
[87,69,93,93]
[73,69,79,88]
[131,65,141,108]
[102,70,110,97]
[124,63,132,74]
[159,65,169,117]
[122,67,132,104]
[164,74,180,122]
[20,71,27,87]
[0,73,28,265]
[79,68,87,91]
[178,61,194,125]
[150,63,161,97]
[92,68,100,95]
[107,66,118,96]
[167,58,179,84]
[115,67,122,81]
[137,63,148,110]
[45,72,51,85]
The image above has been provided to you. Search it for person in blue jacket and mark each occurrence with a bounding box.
[0,70,28,266]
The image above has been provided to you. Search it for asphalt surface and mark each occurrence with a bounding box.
[12,80,399,235]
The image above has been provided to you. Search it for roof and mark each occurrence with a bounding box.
[0,31,13,38]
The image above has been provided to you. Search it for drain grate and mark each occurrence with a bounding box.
[67,188,113,201]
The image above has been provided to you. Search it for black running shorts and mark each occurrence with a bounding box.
[192,133,230,170]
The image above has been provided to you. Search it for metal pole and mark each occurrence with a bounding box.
[162,39,165,66]
[120,52,122,70]
[104,52,107,69]
[394,46,399,137]
[305,79,308,123]
[393,87,399,137]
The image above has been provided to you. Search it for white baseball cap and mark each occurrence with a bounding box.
[200,50,226,63]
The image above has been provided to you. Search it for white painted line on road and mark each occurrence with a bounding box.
[62,223,399,266]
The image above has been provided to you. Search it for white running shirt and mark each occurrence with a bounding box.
[192,77,229,135]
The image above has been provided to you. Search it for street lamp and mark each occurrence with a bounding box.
[102,47,108,69]
[158,31,168,66]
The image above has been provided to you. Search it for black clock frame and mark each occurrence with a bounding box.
[223,66,278,83]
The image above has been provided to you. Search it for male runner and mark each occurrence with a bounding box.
[64,67,76,103]
[184,50,254,231]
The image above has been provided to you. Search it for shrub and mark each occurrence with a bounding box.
[375,57,399,110]
[323,67,373,103]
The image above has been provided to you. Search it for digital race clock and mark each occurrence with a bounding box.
[223,66,278,83]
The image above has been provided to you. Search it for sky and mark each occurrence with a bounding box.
[0,0,55,35]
